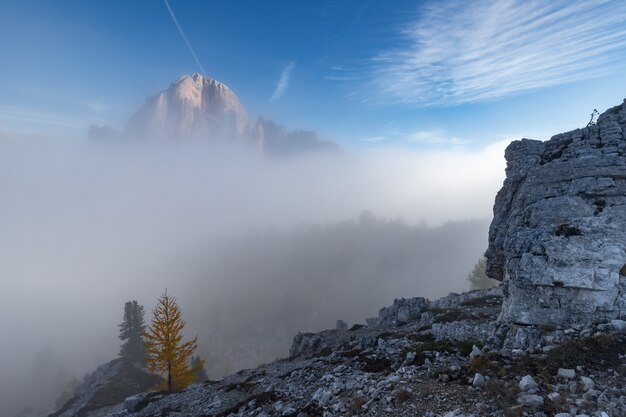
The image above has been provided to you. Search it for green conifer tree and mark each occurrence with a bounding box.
[190,355,208,383]
[119,300,146,364]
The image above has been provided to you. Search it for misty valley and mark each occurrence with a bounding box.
[2,1,626,417]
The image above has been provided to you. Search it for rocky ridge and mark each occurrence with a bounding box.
[485,99,626,350]
[97,287,625,417]
[49,359,159,417]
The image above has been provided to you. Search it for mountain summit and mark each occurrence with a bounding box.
[126,73,250,141]
[90,74,337,156]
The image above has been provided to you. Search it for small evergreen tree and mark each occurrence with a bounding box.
[467,258,499,290]
[119,300,146,364]
[190,355,208,383]
[144,290,204,392]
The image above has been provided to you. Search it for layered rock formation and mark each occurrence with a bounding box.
[486,99,626,343]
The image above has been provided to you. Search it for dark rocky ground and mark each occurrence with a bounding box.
[54,287,624,417]
[49,359,160,417]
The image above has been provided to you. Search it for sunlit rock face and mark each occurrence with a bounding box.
[126,73,251,141]
[119,73,337,156]
[486,99,626,332]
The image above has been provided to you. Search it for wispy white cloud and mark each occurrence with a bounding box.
[405,130,470,146]
[361,0,626,106]
[270,61,295,102]
[163,0,207,76]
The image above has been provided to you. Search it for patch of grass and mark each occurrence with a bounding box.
[360,355,393,373]
[460,295,502,307]
[394,389,412,404]
[348,396,367,413]
[468,353,505,378]
[546,334,622,371]
[340,347,363,358]
[500,334,626,387]
[544,392,568,415]
[409,332,436,343]
[507,355,553,385]
[432,309,476,323]
[456,339,484,356]
[403,338,487,365]
[485,380,522,417]
[418,340,457,354]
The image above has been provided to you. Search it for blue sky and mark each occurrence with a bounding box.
[2,0,626,149]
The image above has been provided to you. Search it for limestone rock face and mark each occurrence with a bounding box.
[119,73,338,156]
[486,99,626,331]
[126,73,250,141]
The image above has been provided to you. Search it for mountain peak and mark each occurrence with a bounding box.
[170,73,238,106]
[175,73,223,87]
[125,74,248,139]
[114,75,338,156]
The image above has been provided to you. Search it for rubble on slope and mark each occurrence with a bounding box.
[107,288,625,417]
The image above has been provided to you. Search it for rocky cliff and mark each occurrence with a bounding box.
[486,99,626,348]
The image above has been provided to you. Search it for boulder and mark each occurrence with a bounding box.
[517,394,544,407]
[124,393,150,413]
[518,375,538,392]
[472,373,486,387]
[557,368,576,379]
[377,297,429,327]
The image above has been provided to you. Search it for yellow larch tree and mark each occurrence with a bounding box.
[144,290,204,392]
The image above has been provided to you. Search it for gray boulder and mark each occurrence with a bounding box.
[377,297,429,327]
[558,368,576,379]
[124,393,150,413]
[519,375,538,392]
[517,394,544,407]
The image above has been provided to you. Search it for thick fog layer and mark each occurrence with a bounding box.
[0,135,506,415]
[180,216,489,377]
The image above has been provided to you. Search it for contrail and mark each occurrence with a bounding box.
[270,61,295,102]
[163,0,207,76]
